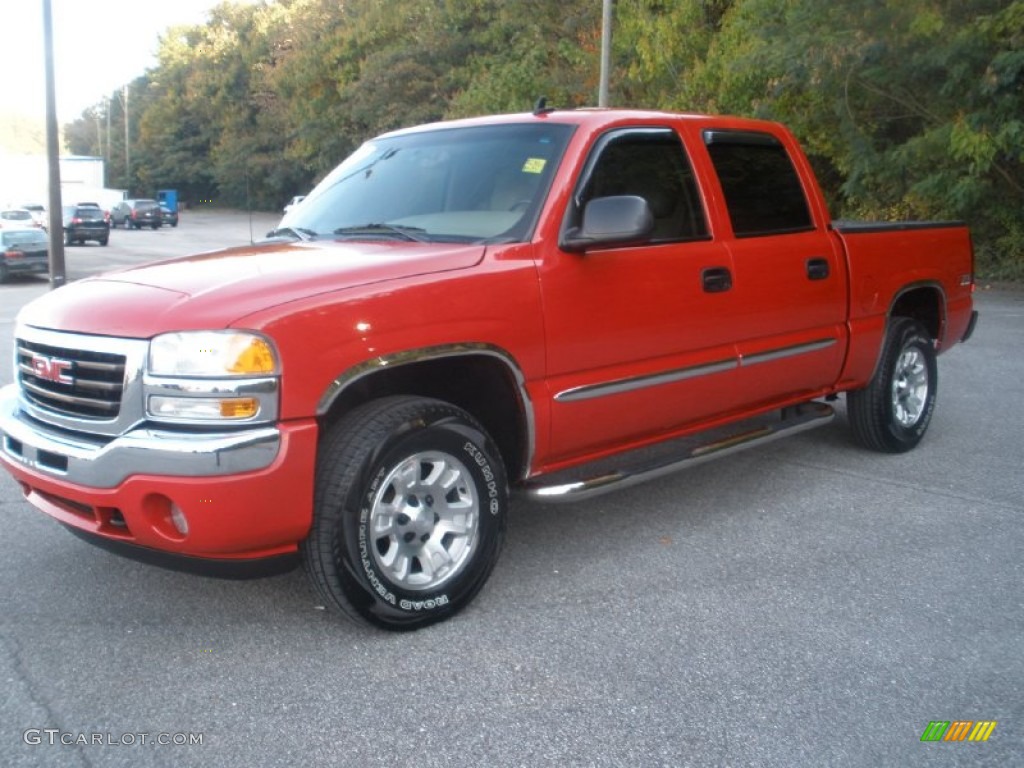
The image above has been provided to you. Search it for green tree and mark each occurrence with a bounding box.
[676,0,1023,277]
[61,0,1022,277]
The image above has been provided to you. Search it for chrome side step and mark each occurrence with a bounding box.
[520,401,834,503]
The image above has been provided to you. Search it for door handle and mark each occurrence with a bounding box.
[702,266,732,293]
[806,257,830,280]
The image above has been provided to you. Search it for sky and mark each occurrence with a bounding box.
[3,1,256,122]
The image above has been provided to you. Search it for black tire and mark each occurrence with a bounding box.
[63,231,72,246]
[848,317,937,453]
[303,396,508,631]
[99,237,109,246]
[151,223,159,230]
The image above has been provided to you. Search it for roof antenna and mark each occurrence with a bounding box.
[533,96,554,116]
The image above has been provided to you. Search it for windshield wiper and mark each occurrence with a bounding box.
[265,226,317,241]
[333,223,430,243]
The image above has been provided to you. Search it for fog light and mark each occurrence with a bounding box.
[142,494,189,542]
[170,503,189,535]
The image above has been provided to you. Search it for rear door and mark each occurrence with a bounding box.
[699,128,847,406]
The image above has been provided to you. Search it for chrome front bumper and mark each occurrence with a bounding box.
[0,384,281,489]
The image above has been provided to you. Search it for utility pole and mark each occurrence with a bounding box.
[94,109,102,157]
[105,95,112,165]
[123,83,131,192]
[599,0,613,107]
[42,0,66,288]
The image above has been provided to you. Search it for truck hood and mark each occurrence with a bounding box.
[19,240,485,338]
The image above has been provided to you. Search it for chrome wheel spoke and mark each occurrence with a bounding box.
[434,514,473,540]
[419,539,454,579]
[380,547,410,580]
[395,460,419,491]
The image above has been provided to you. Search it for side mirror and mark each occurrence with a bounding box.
[560,195,654,253]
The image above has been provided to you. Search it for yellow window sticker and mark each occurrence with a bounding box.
[522,158,547,174]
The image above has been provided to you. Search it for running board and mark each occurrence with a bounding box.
[520,401,834,503]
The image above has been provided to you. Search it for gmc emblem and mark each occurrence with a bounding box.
[30,353,74,385]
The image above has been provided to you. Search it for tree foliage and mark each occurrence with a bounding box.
[673,0,1024,278]
[63,0,1022,277]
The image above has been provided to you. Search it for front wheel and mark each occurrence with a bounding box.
[847,317,937,453]
[302,396,508,631]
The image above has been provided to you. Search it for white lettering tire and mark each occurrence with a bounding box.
[302,396,507,630]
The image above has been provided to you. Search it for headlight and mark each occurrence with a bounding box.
[145,331,279,424]
[149,331,277,377]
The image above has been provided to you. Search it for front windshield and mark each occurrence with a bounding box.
[278,122,574,244]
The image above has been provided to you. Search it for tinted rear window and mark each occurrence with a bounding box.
[704,130,813,237]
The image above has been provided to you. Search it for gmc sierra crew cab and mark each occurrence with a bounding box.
[0,108,978,630]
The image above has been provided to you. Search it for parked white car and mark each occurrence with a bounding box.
[0,209,39,229]
[21,204,47,228]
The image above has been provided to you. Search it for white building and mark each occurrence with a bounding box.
[0,154,125,210]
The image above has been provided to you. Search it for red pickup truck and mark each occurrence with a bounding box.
[0,109,977,630]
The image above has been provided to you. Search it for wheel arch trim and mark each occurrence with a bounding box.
[315,342,535,477]
[859,282,946,387]
[887,280,947,342]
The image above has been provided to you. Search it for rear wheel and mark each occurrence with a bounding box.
[302,396,507,631]
[848,317,937,453]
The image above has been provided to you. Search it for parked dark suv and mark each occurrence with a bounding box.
[111,199,163,230]
[61,205,110,246]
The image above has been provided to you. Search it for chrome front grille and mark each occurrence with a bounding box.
[13,326,149,437]
[17,339,127,419]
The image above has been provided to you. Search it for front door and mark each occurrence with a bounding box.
[537,126,742,466]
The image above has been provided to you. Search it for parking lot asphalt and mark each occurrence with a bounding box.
[0,216,1021,767]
